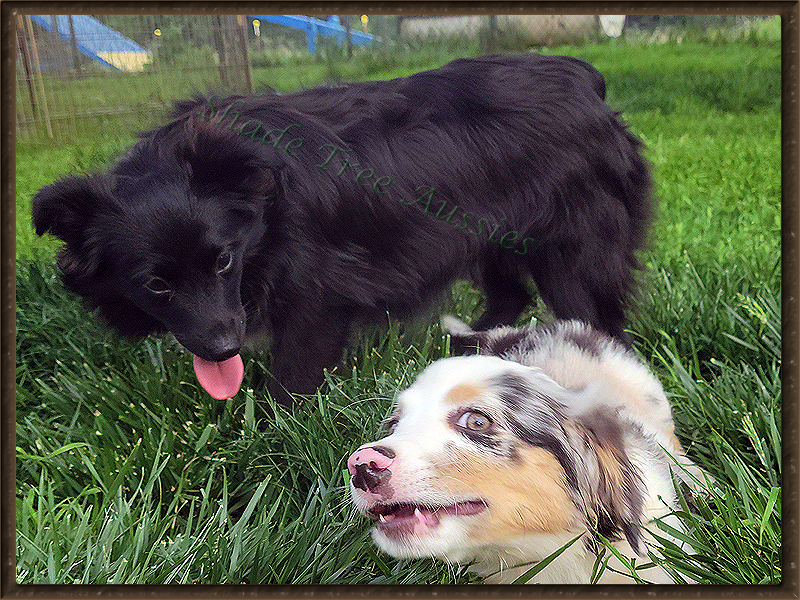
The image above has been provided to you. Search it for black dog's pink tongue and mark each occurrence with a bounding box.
[193,354,244,400]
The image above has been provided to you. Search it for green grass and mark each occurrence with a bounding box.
[15,37,781,584]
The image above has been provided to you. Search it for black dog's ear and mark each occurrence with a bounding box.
[31,175,109,248]
[180,117,280,206]
[32,175,112,285]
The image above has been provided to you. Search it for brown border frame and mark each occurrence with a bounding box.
[3,2,796,597]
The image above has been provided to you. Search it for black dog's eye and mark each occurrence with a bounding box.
[216,251,233,275]
[456,410,493,431]
[144,277,171,296]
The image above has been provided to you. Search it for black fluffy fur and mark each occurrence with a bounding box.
[32,54,652,407]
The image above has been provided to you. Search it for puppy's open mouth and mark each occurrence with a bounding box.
[369,500,487,537]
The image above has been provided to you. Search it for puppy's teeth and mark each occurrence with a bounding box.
[379,514,386,523]
[414,508,421,516]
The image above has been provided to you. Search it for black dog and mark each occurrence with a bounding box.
[32,54,651,407]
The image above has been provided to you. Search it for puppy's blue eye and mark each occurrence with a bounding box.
[144,277,171,295]
[216,251,233,275]
[456,410,492,431]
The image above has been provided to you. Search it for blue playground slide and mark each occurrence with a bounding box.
[28,14,372,72]
[29,15,151,72]
[249,15,375,53]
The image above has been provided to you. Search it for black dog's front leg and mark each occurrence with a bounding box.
[267,311,352,409]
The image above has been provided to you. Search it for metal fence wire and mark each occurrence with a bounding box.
[16,14,252,142]
[15,14,768,143]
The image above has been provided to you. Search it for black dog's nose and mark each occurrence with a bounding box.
[207,335,241,361]
[203,318,244,361]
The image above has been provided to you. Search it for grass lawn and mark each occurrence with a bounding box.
[15,37,781,584]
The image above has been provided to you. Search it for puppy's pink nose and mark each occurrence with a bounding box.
[348,445,396,494]
[347,445,395,476]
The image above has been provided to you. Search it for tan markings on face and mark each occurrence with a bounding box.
[668,431,685,453]
[435,447,577,543]
[646,416,684,454]
[445,382,487,405]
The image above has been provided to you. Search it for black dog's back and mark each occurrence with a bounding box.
[33,54,652,405]
[272,54,651,340]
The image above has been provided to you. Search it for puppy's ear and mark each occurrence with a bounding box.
[32,175,109,249]
[576,405,646,554]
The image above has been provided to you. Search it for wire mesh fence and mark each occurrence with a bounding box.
[16,14,252,142]
[15,13,774,143]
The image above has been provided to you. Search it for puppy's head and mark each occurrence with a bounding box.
[31,112,280,393]
[348,355,646,564]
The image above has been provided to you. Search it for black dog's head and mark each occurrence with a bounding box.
[31,112,277,368]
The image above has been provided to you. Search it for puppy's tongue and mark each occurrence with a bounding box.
[193,354,244,400]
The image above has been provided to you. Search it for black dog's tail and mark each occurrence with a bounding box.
[556,55,607,100]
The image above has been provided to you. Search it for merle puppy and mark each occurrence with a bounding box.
[31,54,652,407]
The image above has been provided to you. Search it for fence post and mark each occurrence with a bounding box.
[214,15,228,87]
[487,15,498,52]
[17,16,37,116]
[215,15,250,92]
[23,15,53,137]
[67,15,82,77]
[236,15,252,93]
[50,15,68,73]
[344,15,353,59]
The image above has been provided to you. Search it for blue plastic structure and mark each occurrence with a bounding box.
[249,15,375,53]
[29,15,151,72]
